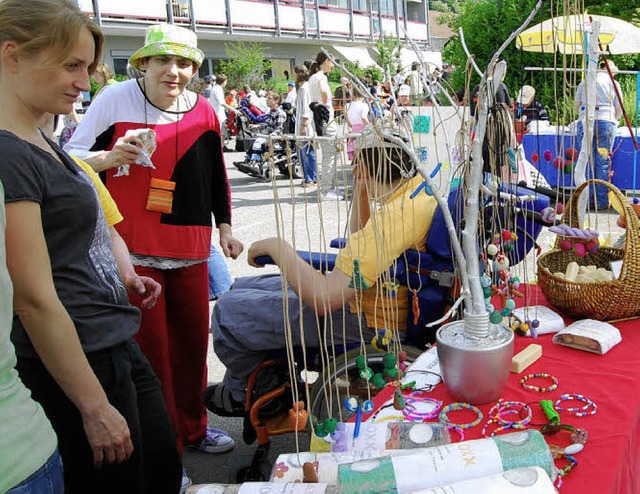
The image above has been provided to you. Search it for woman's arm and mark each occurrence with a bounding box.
[6,201,134,467]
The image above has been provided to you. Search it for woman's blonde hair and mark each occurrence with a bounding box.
[94,62,113,81]
[0,0,103,74]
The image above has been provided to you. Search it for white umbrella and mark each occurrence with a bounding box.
[516,14,640,55]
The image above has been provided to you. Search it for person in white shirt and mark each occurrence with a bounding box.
[345,92,369,161]
[285,81,297,106]
[209,74,237,141]
[574,60,623,209]
[308,52,342,199]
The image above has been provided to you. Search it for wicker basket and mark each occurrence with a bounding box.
[537,179,640,320]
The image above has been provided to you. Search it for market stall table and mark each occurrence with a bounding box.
[358,284,640,494]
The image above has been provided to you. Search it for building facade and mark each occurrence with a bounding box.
[80,0,450,78]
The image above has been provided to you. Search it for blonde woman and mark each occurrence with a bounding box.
[0,0,181,491]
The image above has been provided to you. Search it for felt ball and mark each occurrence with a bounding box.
[519,322,530,332]
[512,280,521,289]
[501,307,512,316]
[362,400,375,413]
[573,243,587,258]
[515,328,527,337]
[531,151,539,163]
[371,373,386,389]
[559,239,574,252]
[399,361,408,372]
[483,286,493,298]
[634,198,639,205]
[323,418,338,433]
[314,424,328,437]
[564,164,573,174]
[504,243,514,252]
[553,156,565,169]
[565,148,579,161]
[397,351,408,362]
[481,275,492,287]
[541,206,556,223]
[586,239,599,253]
[505,299,516,311]
[511,233,518,241]
[513,277,521,283]
[384,366,399,379]
[556,202,564,214]
[355,355,366,370]
[543,150,553,162]
[383,353,397,368]
[494,256,510,270]
[486,303,495,313]
[502,230,512,241]
[490,311,503,324]
[344,397,359,412]
[532,319,540,328]
[359,367,374,380]
[487,244,499,256]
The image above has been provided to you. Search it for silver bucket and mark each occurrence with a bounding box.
[436,311,514,405]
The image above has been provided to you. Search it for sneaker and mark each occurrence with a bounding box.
[301,181,316,188]
[203,383,245,417]
[180,468,192,494]
[189,426,235,454]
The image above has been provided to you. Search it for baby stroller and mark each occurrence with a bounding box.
[233,101,302,181]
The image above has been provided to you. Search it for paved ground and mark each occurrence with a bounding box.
[183,141,626,484]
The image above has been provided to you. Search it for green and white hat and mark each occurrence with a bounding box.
[129,24,204,69]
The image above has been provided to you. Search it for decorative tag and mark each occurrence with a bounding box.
[413,115,431,134]
[145,177,175,214]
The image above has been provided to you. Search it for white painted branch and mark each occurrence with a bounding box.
[458,28,484,79]
[425,291,468,328]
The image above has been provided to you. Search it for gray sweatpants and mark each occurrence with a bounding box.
[212,274,373,402]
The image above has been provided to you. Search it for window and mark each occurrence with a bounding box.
[305,9,317,30]
[353,0,368,10]
[113,58,129,76]
[171,0,190,18]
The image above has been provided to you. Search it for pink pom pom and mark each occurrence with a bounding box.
[573,243,587,258]
[556,202,564,214]
[543,150,553,162]
[553,157,565,169]
[565,148,579,162]
[531,151,539,163]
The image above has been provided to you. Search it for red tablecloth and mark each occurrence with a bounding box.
[362,285,640,494]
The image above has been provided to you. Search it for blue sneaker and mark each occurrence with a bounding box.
[190,426,235,454]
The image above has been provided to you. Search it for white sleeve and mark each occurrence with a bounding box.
[63,88,115,159]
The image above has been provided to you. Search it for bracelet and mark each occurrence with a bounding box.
[520,373,559,392]
[554,394,597,417]
[491,423,525,437]
[488,400,532,427]
[402,396,443,421]
[439,402,483,430]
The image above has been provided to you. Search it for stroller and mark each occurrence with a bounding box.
[233,101,302,181]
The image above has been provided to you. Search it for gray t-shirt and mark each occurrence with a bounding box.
[0,132,140,358]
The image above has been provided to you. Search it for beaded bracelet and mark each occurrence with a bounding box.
[554,394,597,417]
[520,373,559,392]
[491,401,532,427]
[491,423,525,437]
[439,402,483,430]
[402,396,443,421]
[554,454,578,489]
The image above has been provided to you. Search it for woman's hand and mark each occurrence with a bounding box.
[218,223,244,259]
[123,275,161,309]
[103,136,144,170]
[81,402,134,468]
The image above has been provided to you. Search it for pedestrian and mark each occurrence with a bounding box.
[64,22,243,488]
[0,1,181,491]
[309,51,343,199]
[294,64,317,187]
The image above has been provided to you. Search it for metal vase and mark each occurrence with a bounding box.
[436,311,514,405]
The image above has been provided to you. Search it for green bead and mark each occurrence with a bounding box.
[359,367,374,380]
[323,418,337,433]
[314,423,328,437]
[505,299,516,311]
[371,373,387,389]
[490,311,503,324]
[355,354,366,370]
[483,286,493,298]
[384,366,398,379]
[501,307,511,316]
[382,353,397,368]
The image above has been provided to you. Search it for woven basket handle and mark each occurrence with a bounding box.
[565,179,640,280]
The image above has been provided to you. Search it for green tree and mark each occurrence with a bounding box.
[375,35,402,75]
[219,41,271,91]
